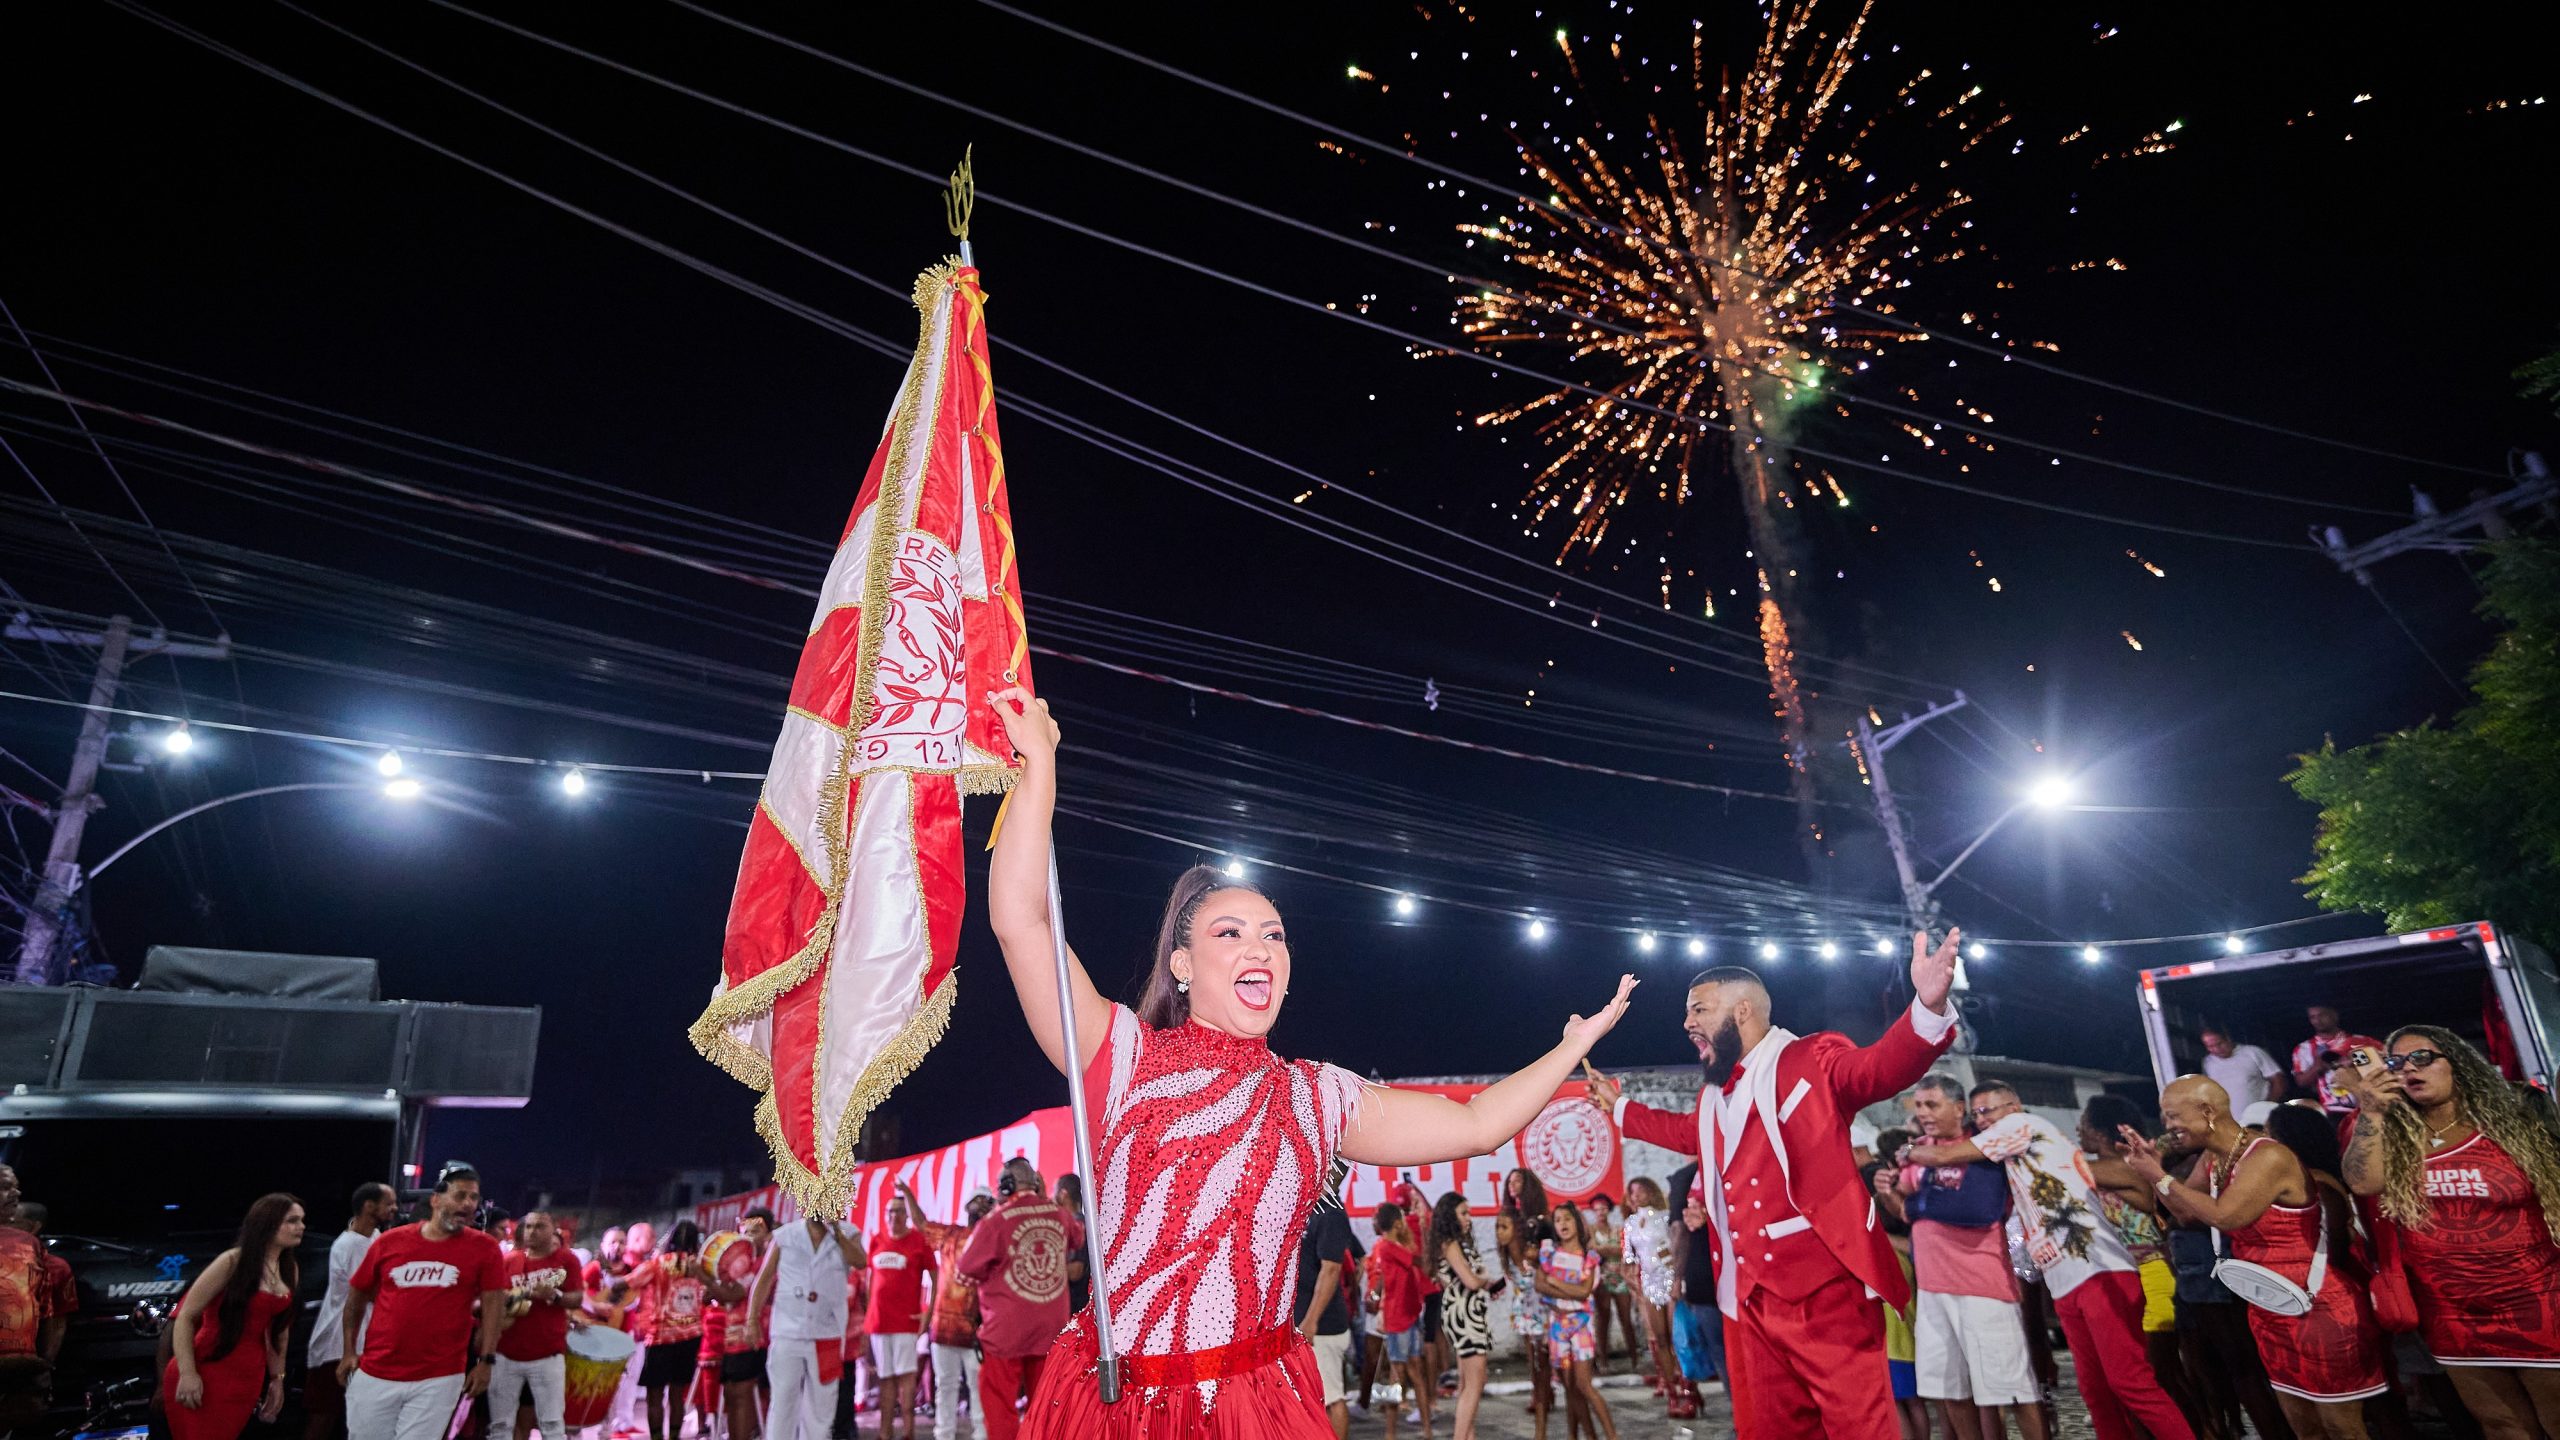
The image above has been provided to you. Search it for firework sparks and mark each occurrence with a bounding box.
[1451,1,2009,860]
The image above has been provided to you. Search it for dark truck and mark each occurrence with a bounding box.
[0,947,537,1438]
[2135,921,2560,1094]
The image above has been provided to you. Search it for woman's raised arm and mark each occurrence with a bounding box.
[1342,975,1636,1166]
[985,688,1113,1076]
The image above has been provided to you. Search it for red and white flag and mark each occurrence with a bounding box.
[694,261,1030,1214]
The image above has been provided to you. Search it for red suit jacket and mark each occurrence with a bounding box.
[1619,1002,1954,1314]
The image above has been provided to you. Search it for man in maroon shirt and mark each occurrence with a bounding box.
[959,1162,1080,1440]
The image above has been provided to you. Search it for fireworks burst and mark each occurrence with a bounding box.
[1455,0,2006,859]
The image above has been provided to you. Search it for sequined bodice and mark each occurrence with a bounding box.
[1088,1007,1366,1358]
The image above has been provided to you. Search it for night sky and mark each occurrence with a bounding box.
[3,1,2554,1200]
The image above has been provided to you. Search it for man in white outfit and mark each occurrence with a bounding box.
[305,1182,395,1440]
[749,1212,862,1440]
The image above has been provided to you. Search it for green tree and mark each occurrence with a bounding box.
[2288,540,2560,939]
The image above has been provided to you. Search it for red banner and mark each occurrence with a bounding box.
[1337,1080,1624,1217]
[697,1107,1075,1233]
[694,1081,1622,1236]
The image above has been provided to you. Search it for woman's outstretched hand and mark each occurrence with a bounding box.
[987,685,1059,763]
[1562,974,1639,1050]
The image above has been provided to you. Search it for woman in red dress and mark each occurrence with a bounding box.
[2126,1078,2388,1440]
[2341,1026,2560,1439]
[984,692,1636,1439]
[161,1193,306,1440]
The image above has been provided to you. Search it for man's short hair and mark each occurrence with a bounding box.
[742,1207,776,1227]
[1968,1080,2019,1103]
[1912,1072,1965,1101]
[1371,1203,1402,1235]
[1687,965,1764,992]
[352,1181,393,1213]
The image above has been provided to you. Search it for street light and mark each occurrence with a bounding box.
[80,782,386,889]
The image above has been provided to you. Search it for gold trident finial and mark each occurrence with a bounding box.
[944,144,975,245]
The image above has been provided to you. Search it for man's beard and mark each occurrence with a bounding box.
[1697,1018,1747,1086]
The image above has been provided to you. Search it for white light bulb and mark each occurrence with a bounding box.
[1758,941,1780,961]
[1818,941,1840,961]
[383,777,423,801]
[2080,944,2103,964]
[1394,894,1416,918]
[161,725,194,756]
[2026,774,2074,809]
[1636,932,1657,953]
[1526,918,1549,942]
[562,768,588,797]
[377,750,404,777]
[1874,937,1895,956]
[2221,933,2245,954]
[1685,938,1707,958]
[1223,858,1246,880]
[1967,942,1987,961]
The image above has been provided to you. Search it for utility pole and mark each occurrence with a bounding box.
[7,612,233,984]
[2314,453,2554,580]
[1854,692,1972,988]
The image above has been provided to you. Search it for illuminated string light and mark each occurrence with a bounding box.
[561,768,589,797]
[1637,931,1658,953]
[383,776,423,801]
[1758,941,1781,962]
[1685,938,1707,959]
[1223,857,1248,880]
[1968,942,1988,961]
[1873,937,1896,956]
[1527,917,1550,942]
[2080,944,2104,964]
[377,750,404,777]
[1818,941,1840,961]
[1394,893,1417,917]
[2222,933,2246,954]
[161,725,195,756]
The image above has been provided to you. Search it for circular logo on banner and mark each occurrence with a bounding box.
[1521,1096,1616,1197]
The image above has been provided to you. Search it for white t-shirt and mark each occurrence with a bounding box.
[1973,1113,2136,1299]
[2202,1045,2282,1109]
[307,1227,376,1364]
[762,1219,852,1342]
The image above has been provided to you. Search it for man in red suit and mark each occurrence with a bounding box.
[1585,930,1962,1440]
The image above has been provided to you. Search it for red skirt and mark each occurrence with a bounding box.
[1020,1316,1335,1440]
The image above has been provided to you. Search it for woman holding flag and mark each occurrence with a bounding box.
[983,689,1638,1439]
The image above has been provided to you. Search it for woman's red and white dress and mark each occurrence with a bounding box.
[1021,1006,1368,1439]
[2221,1139,2389,1403]
[2393,1132,2560,1366]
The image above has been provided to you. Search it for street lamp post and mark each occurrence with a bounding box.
[76,781,391,891]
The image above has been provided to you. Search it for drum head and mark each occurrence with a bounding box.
[703,1231,760,1287]
[568,1324,637,1361]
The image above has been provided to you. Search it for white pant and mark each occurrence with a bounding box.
[346,1369,466,1440]
[1915,1290,2041,1405]
[486,1353,567,1440]
[931,1343,983,1440]
[764,1337,839,1440]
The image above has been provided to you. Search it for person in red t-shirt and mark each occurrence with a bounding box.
[1366,1204,1430,1440]
[900,1181,994,1440]
[487,1210,583,1440]
[339,1163,509,1440]
[958,1162,1080,1440]
[866,1197,937,1440]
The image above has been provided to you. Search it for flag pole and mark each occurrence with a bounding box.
[951,142,1119,1403]
[1044,849,1122,1402]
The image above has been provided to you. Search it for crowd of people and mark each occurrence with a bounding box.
[1823,1006,2560,1440]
